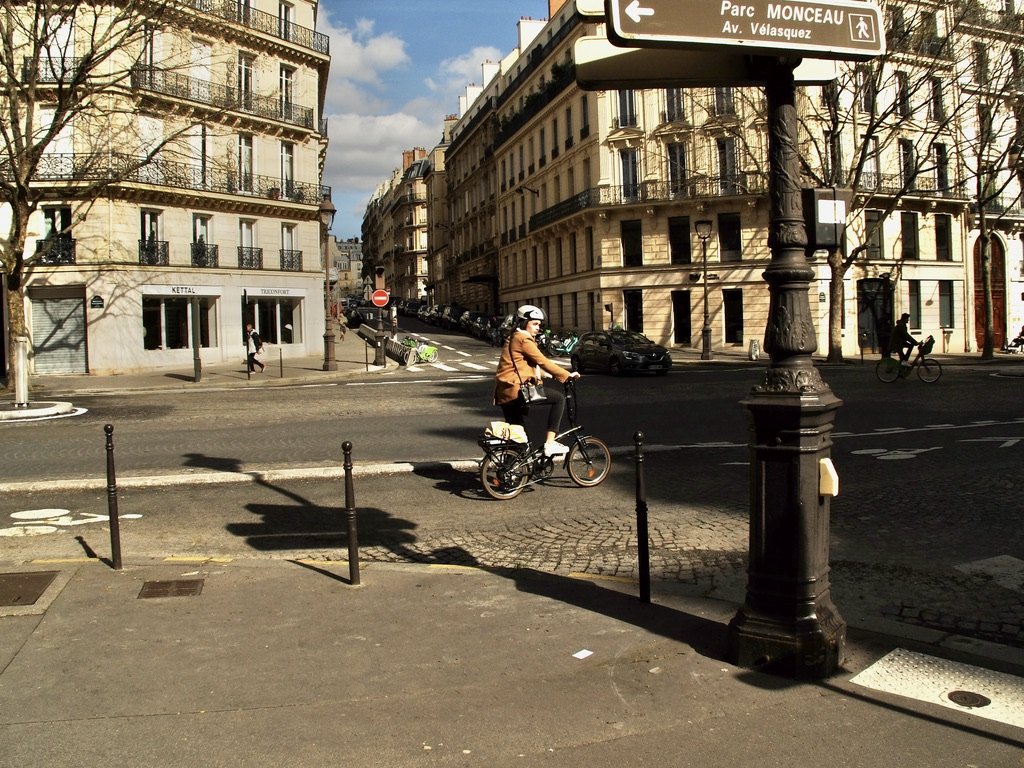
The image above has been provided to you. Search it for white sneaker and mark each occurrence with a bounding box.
[543,440,570,457]
[900,360,911,367]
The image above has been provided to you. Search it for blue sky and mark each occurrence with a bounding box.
[318,1,554,238]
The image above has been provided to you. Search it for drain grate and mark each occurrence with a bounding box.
[138,579,204,599]
[0,571,59,607]
[947,690,992,709]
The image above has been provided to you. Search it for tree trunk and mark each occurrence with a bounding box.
[825,247,847,364]
[4,281,27,390]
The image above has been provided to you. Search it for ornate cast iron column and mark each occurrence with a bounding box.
[727,58,845,678]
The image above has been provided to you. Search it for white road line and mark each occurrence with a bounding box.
[431,363,460,371]
[455,350,472,357]
[461,362,491,370]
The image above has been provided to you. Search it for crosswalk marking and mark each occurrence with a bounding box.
[461,361,491,370]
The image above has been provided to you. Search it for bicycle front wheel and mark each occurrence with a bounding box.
[420,346,438,363]
[481,448,528,500]
[917,357,942,383]
[566,436,611,487]
[875,357,900,383]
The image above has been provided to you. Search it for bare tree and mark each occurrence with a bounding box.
[944,3,1024,358]
[795,2,971,363]
[0,0,202,386]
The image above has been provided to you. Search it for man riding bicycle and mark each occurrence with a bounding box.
[494,304,580,457]
[892,313,918,366]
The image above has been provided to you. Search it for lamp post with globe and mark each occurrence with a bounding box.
[320,195,337,371]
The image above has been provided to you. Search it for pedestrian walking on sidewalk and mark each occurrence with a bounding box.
[246,323,265,373]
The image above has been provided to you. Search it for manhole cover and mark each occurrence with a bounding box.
[947,690,992,708]
[0,571,59,606]
[138,579,204,599]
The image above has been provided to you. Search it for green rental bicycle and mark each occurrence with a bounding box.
[401,336,439,364]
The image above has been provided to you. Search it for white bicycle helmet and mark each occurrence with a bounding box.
[516,304,545,324]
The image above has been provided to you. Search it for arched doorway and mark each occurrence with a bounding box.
[973,235,1007,350]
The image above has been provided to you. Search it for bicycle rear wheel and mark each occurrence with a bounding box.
[566,436,611,487]
[420,346,438,363]
[917,357,942,382]
[875,357,900,383]
[480,447,528,500]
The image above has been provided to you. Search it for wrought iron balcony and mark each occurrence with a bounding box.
[131,66,313,129]
[183,0,329,54]
[27,152,321,204]
[191,242,219,268]
[857,172,967,199]
[280,249,303,271]
[22,57,85,82]
[528,174,768,231]
[239,247,263,269]
[139,239,170,266]
[35,237,76,264]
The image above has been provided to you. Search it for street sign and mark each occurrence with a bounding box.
[370,289,390,308]
[606,0,885,60]
[576,0,605,15]
[574,36,838,90]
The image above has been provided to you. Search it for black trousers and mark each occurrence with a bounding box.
[247,352,264,372]
[500,387,566,437]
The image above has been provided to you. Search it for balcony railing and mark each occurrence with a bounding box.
[280,249,303,271]
[139,239,170,266]
[131,66,313,129]
[35,237,76,265]
[190,243,219,267]
[183,0,329,55]
[26,152,322,204]
[858,172,967,199]
[239,247,263,269]
[21,57,85,82]
[528,174,768,231]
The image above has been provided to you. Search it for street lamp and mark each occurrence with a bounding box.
[694,219,713,361]
[320,194,337,371]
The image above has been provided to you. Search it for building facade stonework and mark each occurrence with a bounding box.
[1,0,331,375]
[383,0,1024,358]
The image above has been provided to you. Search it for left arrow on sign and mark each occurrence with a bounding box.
[625,0,655,23]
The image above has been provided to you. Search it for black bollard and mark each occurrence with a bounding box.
[104,424,123,570]
[343,441,361,585]
[633,431,650,603]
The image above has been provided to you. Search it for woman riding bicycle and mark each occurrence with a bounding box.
[494,304,580,457]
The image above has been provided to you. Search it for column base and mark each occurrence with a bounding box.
[728,600,845,679]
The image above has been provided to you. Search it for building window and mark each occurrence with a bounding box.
[237,54,254,109]
[714,86,734,116]
[580,95,590,137]
[901,212,919,259]
[621,219,643,267]
[718,213,742,261]
[140,210,165,265]
[856,65,876,113]
[939,280,954,327]
[280,141,294,196]
[669,216,691,264]
[668,142,688,195]
[717,138,738,193]
[585,226,594,270]
[907,280,921,327]
[935,213,952,261]
[865,209,884,259]
[624,289,643,332]
[238,134,254,192]
[973,41,988,84]
[896,71,911,117]
[142,296,215,350]
[565,105,573,148]
[899,138,915,189]
[665,87,684,122]
[929,76,945,121]
[278,1,294,39]
[280,65,294,120]
[933,143,949,192]
[620,148,639,200]
[617,89,637,127]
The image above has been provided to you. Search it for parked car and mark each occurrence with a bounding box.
[570,330,672,376]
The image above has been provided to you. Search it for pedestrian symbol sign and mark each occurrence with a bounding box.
[607,0,885,60]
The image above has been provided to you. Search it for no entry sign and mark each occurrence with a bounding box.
[371,289,390,308]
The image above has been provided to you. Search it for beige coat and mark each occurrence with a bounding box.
[493,329,572,405]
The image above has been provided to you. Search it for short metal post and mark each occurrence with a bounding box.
[279,347,284,378]
[343,441,360,585]
[191,298,202,383]
[14,336,30,408]
[104,424,123,570]
[633,431,650,603]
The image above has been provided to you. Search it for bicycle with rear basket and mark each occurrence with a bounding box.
[478,378,611,500]
[875,335,942,383]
